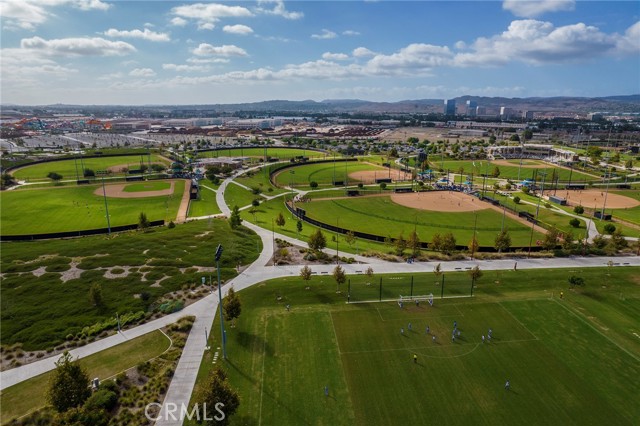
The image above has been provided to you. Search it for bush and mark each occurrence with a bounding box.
[85,389,118,411]
[569,218,580,228]
[309,181,318,189]
[513,196,521,204]
[167,221,176,229]
[603,223,616,234]
[573,205,584,214]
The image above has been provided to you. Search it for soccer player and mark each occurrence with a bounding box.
[505,380,510,390]
[408,322,412,331]
[482,335,485,343]
[401,328,404,335]
[425,325,430,334]
[325,386,329,397]
[413,354,418,363]
[432,335,436,342]
[457,330,461,337]
[286,304,290,311]
[453,320,457,329]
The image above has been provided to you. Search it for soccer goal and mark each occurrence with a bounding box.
[399,293,434,307]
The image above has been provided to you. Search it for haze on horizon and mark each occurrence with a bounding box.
[1,0,639,106]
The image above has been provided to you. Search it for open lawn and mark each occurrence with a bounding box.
[433,160,599,182]
[273,161,401,188]
[11,154,169,182]
[192,266,640,426]
[224,182,263,210]
[0,330,170,424]
[199,148,328,162]
[233,168,288,195]
[301,195,543,247]
[609,190,640,226]
[0,181,185,235]
[187,186,222,218]
[0,220,261,350]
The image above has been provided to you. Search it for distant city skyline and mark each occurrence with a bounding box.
[1,0,639,105]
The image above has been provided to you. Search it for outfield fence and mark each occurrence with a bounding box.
[0,220,165,241]
[345,272,475,303]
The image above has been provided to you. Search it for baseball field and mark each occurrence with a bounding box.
[273,161,411,188]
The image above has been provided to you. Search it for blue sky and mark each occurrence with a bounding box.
[1,0,638,105]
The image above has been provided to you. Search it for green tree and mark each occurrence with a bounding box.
[431,233,443,251]
[603,223,616,234]
[300,265,312,282]
[333,265,346,292]
[433,263,442,284]
[468,265,483,293]
[88,283,103,307]
[309,181,318,189]
[83,169,95,177]
[229,205,242,229]
[251,199,260,207]
[1,173,16,189]
[468,234,479,257]
[308,228,326,251]
[513,196,521,204]
[394,232,407,256]
[569,218,581,228]
[296,220,303,236]
[194,367,240,425]
[573,205,584,214]
[568,275,585,288]
[625,159,633,169]
[138,212,150,230]
[275,212,286,228]
[494,229,512,252]
[491,166,501,178]
[609,229,628,251]
[407,230,421,257]
[48,172,63,182]
[223,287,242,327]
[47,352,91,413]
[365,266,374,283]
[344,231,356,247]
[441,232,457,254]
[542,227,560,250]
[380,182,387,190]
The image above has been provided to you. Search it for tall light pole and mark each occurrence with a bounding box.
[215,244,227,360]
[97,171,111,235]
[528,171,547,257]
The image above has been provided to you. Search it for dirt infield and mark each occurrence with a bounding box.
[93,181,176,198]
[391,191,485,212]
[349,167,412,183]
[560,189,639,209]
[389,191,548,234]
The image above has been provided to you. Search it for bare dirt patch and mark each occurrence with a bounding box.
[349,167,412,183]
[390,191,486,212]
[561,189,639,209]
[93,181,176,198]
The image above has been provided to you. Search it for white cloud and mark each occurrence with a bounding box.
[311,29,337,40]
[223,24,254,35]
[454,19,618,66]
[256,0,303,20]
[192,43,248,57]
[342,30,360,36]
[615,21,640,54]
[103,28,170,42]
[503,0,575,18]
[97,71,124,81]
[198,22,215,31]
[322,52,349,61]
[353,47,375,57]
[170,17,187,27]
[129,68,156,77]
[171,3,253,30]
[0,0,110,31]
[186,57,230,64]
[20,36,136,57]
[163,63,210,72]
[367,44,453,74]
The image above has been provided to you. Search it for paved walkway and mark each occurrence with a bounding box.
[3,163,639,426]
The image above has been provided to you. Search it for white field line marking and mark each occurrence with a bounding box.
[552,298,640,363]
[497,302,540,341]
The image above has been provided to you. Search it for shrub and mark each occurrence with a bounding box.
[603,223,616,234]
[573,205,584,214]
[569,218,580,228]
[167,221,176,229]
[309,181,318,189]
[85,390,118,411]
[513,196,521,204]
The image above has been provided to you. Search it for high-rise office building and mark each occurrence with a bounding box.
[466,100,477,117]
[444,99,456,115]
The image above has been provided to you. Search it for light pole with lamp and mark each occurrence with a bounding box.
[97,171,111,235]
[215,244,227,360]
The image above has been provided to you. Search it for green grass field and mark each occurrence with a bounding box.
[192,267,640,425]
[199,147,328,161]
[187,186,222,218]
[301,195,543,247]
[0,181,185,235]
[608,190,640,226]
[273,161,402,188]
[224,182,263,210]
[432,160,599,182]
[11,154,169,182]
[122,181,171,192]
[0,330,170,424]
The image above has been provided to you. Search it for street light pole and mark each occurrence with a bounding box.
[100,174,111,235]
[215,244,227,360]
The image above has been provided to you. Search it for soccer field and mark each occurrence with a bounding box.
[273,161,399,188]
[433,160,599,182]
[193,267,640,426]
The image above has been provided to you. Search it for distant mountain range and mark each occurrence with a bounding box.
[3,95,639,115]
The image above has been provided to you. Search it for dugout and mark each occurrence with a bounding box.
[394,187,413,193]
[76,179,90,185]
[347,190,360,196]
[549,195,567,205]
[125,176,144,181]
[332,180,344,186]
[565,183,586,190]
[376,178,392,184]
[616,184,631,189]
[594,211,612,220]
